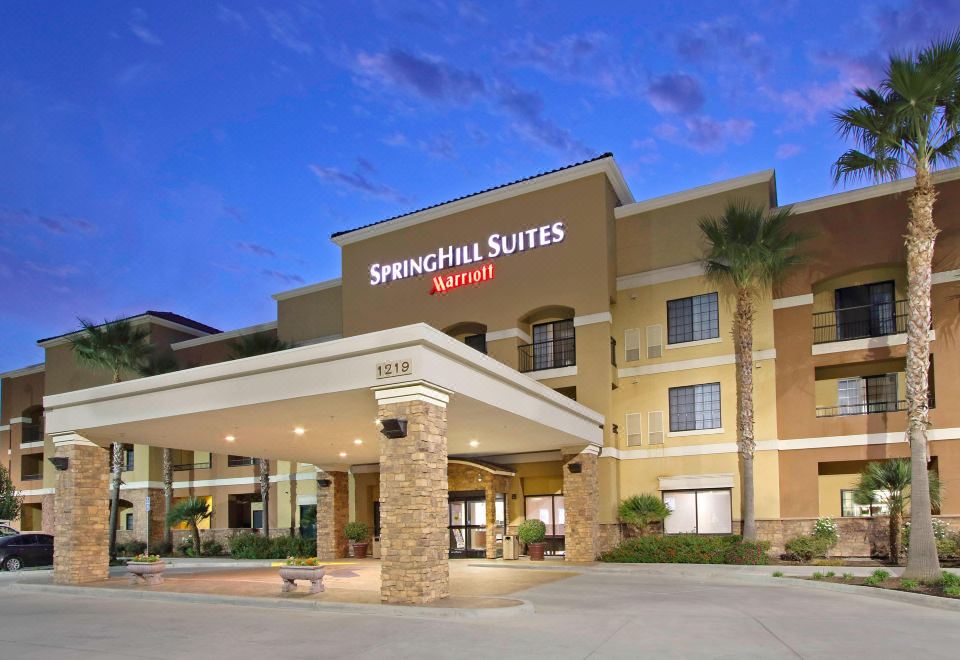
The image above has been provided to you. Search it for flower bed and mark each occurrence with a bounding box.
[599,534,770,565]
[783,568,960,599]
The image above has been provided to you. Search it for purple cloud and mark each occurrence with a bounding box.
[648,74,705,115]
[420,134,457,160]
[259,8,313,55]
[25,261,81,278]
[776,143,803,160]
[505,31,625,92]
[129,8,162,46]
[1,209,96,236]
[674,17,770,77]
[355,49,485,103]
[261,269,304,285]
[494,81,593,159]
[234,241,276,258]
[308,164,413,205]
[656,116,755,154]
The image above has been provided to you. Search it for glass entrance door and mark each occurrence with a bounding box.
[449,491,487,558]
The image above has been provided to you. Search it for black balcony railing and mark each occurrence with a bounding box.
[610,337,617,367]
[21,472,43,481]
[816,394,935,418]
[173,462,212,471]
[518,337,576,373]
[227,456,255,467]
[812,300,907,344]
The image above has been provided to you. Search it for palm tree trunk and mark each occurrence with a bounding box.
[734,289,757,541]
[108,442,123,559]
[889,510,902,563]
[162,448,173,548]
[902,166,941,581]
[190,520,201,557]
[259,458,270,538]
[289,466,297,537]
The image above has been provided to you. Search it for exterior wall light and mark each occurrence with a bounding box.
[317,478,332,488]
[567,462,582,474]
[49,457,69,471]
[379,418,407,439]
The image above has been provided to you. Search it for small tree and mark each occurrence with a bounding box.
[853,459,940,562]
[0,465,22,522]
[137,352,179,549]
[166,497,211,557]
[344,521,369,544]
[618,494,671,536]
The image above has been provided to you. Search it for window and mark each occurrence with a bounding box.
[252,509,263,530]
[624,328,641,362]
[662,489,732,534]
[836,374,898,416]
[835,281,896,340]
[464,333,487,354]
[529,319,575,371]
[524,495,565,536]
[125,512,134,530]
[122,444,135,472]
[667,293,719,345]
[227,455,255,467]
[841,489,888,517]
[669,383,721,432]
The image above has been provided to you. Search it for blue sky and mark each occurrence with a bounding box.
[1,0,958,371]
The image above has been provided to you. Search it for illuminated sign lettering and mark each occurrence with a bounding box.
[369,221,565,286]
[431,263,495,295]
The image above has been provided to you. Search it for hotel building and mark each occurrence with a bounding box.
[2,154,959,602]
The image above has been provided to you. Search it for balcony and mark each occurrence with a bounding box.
[20,472,43,481]
[21,424,42,444]
[227,456,255,467]
[173,461,212,471]
[816,400,906,418]
[518,336,576,373]
[813,300,907,345]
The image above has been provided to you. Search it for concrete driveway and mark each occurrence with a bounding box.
[2,567,959,658]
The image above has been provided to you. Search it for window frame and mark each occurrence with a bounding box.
[666,292,720,345]
[668,382,722,432]
[661,488,733,535]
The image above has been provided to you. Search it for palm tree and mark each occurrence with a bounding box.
[227,333,292,538]
[618,494,670,536]
[853,459,941,562]
[832,32,960,580]
[699,201,808,541]
[166,496,211,557]
[137,352,179,549]
[70,317,151,559]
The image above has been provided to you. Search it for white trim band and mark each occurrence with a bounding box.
[617,262,706,291]
[8,417,32,425]
[811,331,934,355]
[773,294,814,310]
[172,321,276,351]
[272,278,342,301]
[615,169,774,218]
[528,366,577,380]
[619,349,776,378]
[573,312,612,327]
[373,381,451,407]
[486,328,532,344]
[0,363,45,379]
[659,473,735,490]
[19,441,44,449]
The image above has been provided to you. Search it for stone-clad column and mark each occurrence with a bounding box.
[316,469,349,561]
[375,382,450,604]
[52,433,109,584]
[562,445,600,562]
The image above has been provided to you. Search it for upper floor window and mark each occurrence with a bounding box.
[667,293,719,345]
[464,333,487,354]
[520,319,575,372]
[122,444,135,472]
[669,383,721,432]
[227,455,255,467]
[834,281,899,341]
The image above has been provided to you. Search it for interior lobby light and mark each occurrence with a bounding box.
[469,439,479,448]
[353,438,363,445]
[224,435,236,442]
[339,451,347,458]
[293,427,305,435]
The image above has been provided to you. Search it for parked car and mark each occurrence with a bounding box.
[0,533,54,571]
[0,525,18,537]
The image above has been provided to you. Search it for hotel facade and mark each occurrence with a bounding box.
[2,154,959,602]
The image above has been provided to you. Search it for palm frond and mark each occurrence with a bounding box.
[227,333,292,359]
[69,317,151,382]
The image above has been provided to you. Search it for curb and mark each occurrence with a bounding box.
[755,575,960,613]
[4,582,534,620]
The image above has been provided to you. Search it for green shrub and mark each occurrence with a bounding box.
[813,517,839,545]
[945,585,960,597]
[936,538,959,559]
[811,572,824,580]
[228,532,316,559]
[153,541,172,556]
[176,539,195,557]
[940,571,960,589]
[900,579,918,590]
[842,573,855,581]
[618,494,671,534]
[783,535,833,562]
[201,539,224,556]
[599,534,769,565]
[864,569,890,586]
[116,540,147,556]
[271,534,316,558]
[825,571,836,578]
[772,570,784,577]
[344,521,369,543]
[518,519,547,545]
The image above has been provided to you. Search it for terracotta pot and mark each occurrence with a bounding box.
[527,542,546,561]
[352,542,369,559]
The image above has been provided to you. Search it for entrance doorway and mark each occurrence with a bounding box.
[449,491,486,558]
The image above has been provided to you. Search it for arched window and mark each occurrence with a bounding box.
[443,322,488,354]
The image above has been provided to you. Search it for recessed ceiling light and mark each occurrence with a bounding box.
[339,451,347,458]
[293,427,305,436]
[469,439,479,448]
[225,435,236,442]
[353,438,363,445]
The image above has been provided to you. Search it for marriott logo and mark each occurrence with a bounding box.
[430,263,495,295]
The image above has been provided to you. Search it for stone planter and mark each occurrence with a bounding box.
[127,561,165,585]
[279,565,326,594]
[527,542,546,561]
[352,542,369,559]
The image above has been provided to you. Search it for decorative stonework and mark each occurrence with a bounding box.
[52,435,109,584]
[563,448,599,562]
[316,470,349,560]
[123,488,166,548]
[377,396,449,604]
[41,493,56,534]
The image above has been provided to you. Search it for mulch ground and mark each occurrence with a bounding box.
[790,574,960,599]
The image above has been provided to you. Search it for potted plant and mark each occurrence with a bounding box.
[344,521,370,559]
[279,556,325,594]
[518,519,547,561]
[126,553,165,585]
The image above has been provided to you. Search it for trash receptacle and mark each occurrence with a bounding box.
[503,535,520,560]
[372,536,381,559]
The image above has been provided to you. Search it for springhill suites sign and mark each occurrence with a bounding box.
[368,221,566,289]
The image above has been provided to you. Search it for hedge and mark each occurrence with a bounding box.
[599,534,770,565]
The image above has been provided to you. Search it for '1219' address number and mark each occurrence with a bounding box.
[376,359,412,379]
